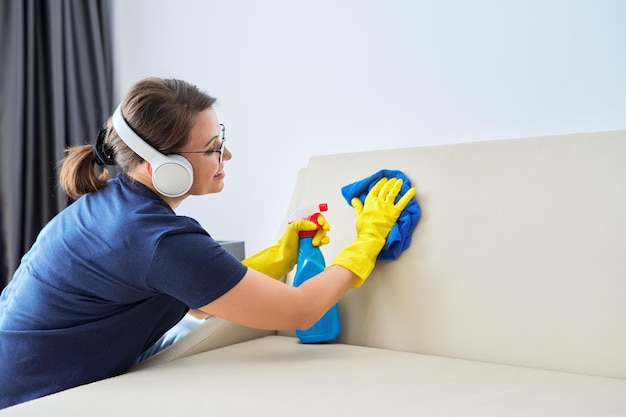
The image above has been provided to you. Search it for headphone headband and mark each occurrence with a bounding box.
[112,105,165,163]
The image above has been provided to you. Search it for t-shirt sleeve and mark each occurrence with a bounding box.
[144,232,248,309]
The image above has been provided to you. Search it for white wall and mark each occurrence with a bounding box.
[111,0,626,255]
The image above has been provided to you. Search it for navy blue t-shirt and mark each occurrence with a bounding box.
[0,174,247,409]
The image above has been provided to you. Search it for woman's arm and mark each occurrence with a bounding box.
[198,266,356,331]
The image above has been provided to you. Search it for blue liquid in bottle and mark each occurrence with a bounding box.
[292,236,341,343]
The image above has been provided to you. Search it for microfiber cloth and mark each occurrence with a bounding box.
[341,169,421,261]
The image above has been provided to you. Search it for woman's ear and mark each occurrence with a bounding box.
[144,161,153,177]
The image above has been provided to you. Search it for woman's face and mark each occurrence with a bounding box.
[179,107,232,196]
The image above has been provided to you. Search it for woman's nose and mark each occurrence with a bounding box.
[223,146,232,161]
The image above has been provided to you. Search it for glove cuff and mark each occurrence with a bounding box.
[331,237,385,288]
[242,245,295,280]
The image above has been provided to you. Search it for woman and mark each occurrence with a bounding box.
[0,77,415,409]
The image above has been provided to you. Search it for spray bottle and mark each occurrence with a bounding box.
[289,203,341,343]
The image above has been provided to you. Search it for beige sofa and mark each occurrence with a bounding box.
[3,130,625,416]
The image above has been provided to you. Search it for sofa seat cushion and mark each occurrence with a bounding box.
[5,336,625,416]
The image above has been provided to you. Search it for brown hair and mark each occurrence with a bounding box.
[59,77,217,200]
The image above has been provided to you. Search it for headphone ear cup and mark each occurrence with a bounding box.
[151,154,194,197]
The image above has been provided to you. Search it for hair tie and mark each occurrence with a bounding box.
[93,129,116,166]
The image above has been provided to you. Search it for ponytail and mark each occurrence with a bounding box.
[59,145,110,201]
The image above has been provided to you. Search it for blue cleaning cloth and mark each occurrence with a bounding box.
[341,169,421,261]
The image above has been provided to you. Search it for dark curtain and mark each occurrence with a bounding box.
[0,0,114,288]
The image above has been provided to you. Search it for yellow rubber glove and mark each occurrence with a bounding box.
[242,215,330,279]
[332,177,416,288]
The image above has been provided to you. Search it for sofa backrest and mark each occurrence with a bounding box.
[281,129,626,379]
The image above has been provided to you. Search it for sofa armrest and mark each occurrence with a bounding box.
[131,316,274,370]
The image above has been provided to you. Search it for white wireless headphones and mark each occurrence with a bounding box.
[112,105,193,197]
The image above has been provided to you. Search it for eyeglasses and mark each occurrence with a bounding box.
[177,124,226,165]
